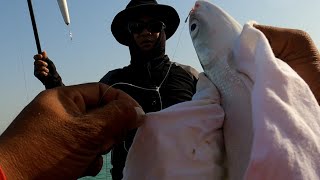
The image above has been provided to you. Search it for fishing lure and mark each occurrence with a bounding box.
[57,0,70,25]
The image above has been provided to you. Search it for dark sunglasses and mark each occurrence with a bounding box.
[128,21,166,34]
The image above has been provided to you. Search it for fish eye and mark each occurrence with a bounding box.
[189,19,199,38]
[190,23,197,32]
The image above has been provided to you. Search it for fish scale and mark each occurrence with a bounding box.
[189,0,254,179]
[204,49,253,180]
[207,53,242,98]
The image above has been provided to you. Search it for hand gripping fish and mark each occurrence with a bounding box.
[189,1,253,179]
[189,0,320,179]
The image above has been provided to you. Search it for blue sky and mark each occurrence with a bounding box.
[1,0,320,133]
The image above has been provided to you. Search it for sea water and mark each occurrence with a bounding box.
[79,153,112,180]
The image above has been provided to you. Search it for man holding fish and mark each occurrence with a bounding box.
[187,1,320,179]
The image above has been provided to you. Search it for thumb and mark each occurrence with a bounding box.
[253,24,294,59]
[103,100,145,131]
[88,100,145,151]
[42,51,48,60]
[253,24,319,62]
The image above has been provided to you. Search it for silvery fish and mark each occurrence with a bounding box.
[189,0,253,179]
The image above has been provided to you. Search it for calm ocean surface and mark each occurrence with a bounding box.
[80,154,112,180]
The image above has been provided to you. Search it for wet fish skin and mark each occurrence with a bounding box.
[189,0,253,179]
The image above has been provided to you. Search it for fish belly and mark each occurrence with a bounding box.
[202,53,253,179]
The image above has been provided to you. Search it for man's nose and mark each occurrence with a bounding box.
[140,27,151,35]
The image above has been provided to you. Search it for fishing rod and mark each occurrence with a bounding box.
[27,0,42,54]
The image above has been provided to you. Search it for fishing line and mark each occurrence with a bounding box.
[99,82,160,107]
[99,63,174,154]
[100,63,173,155]
[18,49,30,102]
[171,17,188,60]
[99,63,173,113]
[68,25,73,41]
[15,1,31,103]
[124,142,130,153]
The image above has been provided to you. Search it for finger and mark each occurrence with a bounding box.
[34,65,49,77]
[253,24,295,59]
[34,65,49,73]
[42,51,48,59]
[33,54,43,61]
[82,100,144,156]
[59,83,141,112]
[89,99,145,139]
[52,83,145,140]
[34,60,48,67]
[33,51,48,61]
[34,70,49,77]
